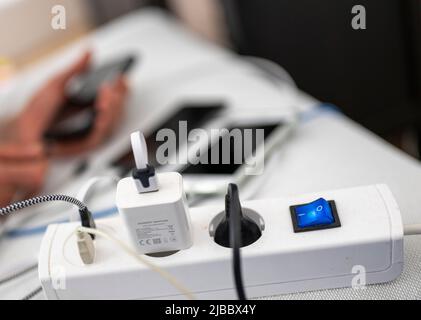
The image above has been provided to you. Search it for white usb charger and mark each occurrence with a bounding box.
[116,131,193,254]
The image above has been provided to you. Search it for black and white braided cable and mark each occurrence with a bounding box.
[21,286,43,300]
[0,263,38,286]
[0,194,87,217]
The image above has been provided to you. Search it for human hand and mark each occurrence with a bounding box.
[49,75,129,156]
[0,142,48,208]
[15,52,92,143]
[0,53,89,207]
[14,50,129,156]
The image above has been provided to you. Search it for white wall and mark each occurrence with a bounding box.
[0,0,91,65]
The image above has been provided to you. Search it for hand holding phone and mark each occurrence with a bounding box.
[44,55,136,142]
[66,55,136,107]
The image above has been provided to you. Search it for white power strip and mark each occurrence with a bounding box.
[39,184,403,299]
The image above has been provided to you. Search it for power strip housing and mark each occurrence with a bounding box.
[39,184,403,299]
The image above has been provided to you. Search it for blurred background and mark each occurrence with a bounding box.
[1,0,420,157]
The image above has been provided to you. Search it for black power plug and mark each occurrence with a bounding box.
[213,184,262,300]
[214,184,262,248]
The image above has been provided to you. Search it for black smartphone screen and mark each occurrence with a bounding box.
[111,103,224,173]
[180,123,281,175]
[67,55,136,107]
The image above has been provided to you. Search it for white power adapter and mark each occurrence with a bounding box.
[116,131,193,255]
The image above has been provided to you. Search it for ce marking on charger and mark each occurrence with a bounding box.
[139,239,153,245]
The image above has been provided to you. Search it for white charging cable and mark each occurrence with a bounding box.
[131,131,148,170]
[404,224,421,236]
[76,226,195,300]
[69,176,119,222]
[130,131,159,193]
[244,56,297,89]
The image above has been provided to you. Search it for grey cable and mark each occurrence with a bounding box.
[21,286,43,300]
[0,194,87,217]
[0,263,38,286]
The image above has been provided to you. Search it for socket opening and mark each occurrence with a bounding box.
[146,250,179,258]
[209,208,265,248]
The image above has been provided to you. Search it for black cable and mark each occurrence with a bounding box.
[227,184,247,300]
[0,263,38,286]
[21,286,43,300]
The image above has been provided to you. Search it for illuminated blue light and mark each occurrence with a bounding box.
[294,198,335,228]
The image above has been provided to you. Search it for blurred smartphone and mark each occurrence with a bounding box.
[111,102,225,174]
[66,55,136,107]
[44,54,137,141]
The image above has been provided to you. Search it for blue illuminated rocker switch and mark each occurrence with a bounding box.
[290,198,341,233]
